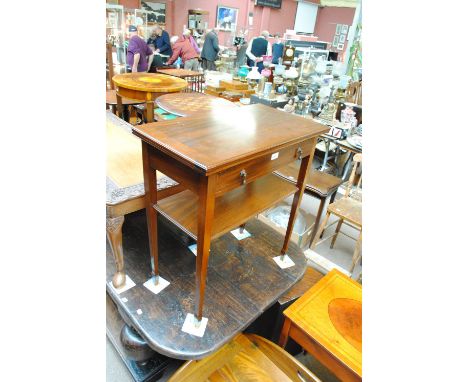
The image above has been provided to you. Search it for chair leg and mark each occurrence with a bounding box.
[330,218,343,249]
[309,211,331,250]
[350,230,362,273]
[309,197,326,247]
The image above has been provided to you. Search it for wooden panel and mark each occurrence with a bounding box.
[106,211,307,360]
[215,140,314,196]
[132,104,328,175]
[219,79,249,90]
[168,333,321,382]
[113,73,188,93]
[155,174,298,240]
[106,89,144,106]
[156,92,236,118]
[284,269,362,377]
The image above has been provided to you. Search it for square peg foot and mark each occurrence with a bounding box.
[181,313,208,337]
[273,254,295,269]
[143,276,170,295]
[230,228,252,241]
[108,275,136,295]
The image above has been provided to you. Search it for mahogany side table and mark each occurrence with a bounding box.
[132,103,327,324]
[279,269,362,382]
[112,73,187,124]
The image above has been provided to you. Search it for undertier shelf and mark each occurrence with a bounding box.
[154,173,298,240]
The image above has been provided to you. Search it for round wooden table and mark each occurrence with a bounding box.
[156,92,237,118]
[112,73,188,123]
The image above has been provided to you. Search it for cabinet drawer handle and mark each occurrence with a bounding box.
[297,147,303,161]
[240,169,247,185]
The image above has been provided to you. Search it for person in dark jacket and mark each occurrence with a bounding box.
[246,30,272,72]
[153,25,172,58]
[271,33,284,64]
[201,28,220,71]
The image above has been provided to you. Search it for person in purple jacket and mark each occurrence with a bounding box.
[126,25,154,73]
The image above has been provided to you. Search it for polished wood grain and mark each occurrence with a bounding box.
[112,73,188,93]
[133,103,328,175]
[106,89,144,106]
[156,92,236,117]
[106,211,308,360]
[113,73,188,123]
[279,269,362,381]
[168,333,322,382]
[135,103,326,320]
[155,174,298,240]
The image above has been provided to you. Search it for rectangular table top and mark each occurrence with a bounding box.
[284,269,362,376]
[132,104,328,175]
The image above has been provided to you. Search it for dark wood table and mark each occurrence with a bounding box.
[112,73,188,124]
[156,92,236,117]
[132,103,327,324]
[106,210,308,359]
[156,68,204,93]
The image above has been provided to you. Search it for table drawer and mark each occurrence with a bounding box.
[215,139,315,196]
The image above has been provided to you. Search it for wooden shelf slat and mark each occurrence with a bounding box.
[154,174,298,240]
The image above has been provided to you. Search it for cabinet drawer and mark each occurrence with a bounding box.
[215,139,314,196]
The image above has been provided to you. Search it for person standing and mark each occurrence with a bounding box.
[153,25,172,58]
[246,30,272,72]
[166,35,199,71]
[201,28,220,71]
[271,33,284,64]
[126,25,154,73]
[183,29,201,55]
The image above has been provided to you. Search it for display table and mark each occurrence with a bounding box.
[106,111,182,288]
[156,68,204,93]
[133,104,327,324]
[112,73,187,124]
[279,269,362,382]
[156,92,236,117]
[106,210,308,360]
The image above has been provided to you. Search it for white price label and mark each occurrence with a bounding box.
[271,152,279,160]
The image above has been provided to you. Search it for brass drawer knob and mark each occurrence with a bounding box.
[240,169,247,185]
[297,147,303,161]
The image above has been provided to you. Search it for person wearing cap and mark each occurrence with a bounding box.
[246,30,272,72]
[126,25,154,73]
[166,35,199,71]
[200,28,220,71]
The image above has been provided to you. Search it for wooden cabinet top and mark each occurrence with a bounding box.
[132,104,328,174]
[112,73,188,93]
[284,269,362,376]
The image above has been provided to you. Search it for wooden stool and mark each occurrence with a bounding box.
[275,162,343,245]
[279,269,362,382]
[168,333,321,382]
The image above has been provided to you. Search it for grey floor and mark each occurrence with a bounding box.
[107,171,360,382]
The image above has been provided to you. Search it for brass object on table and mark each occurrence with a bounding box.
[318,102,338,123]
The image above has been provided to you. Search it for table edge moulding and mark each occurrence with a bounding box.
[132,103,328,324]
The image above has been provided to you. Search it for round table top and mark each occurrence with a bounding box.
[156,92,237,117]
[106,90,144,106]
[112,73,188,93]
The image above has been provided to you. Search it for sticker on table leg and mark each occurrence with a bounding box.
[181,313,208,337]
[143,275,170,295]
[188,244,197,256]
[108,275,136,294]
[273,254,295,269]
[136,309,143,315]
[230,228,252,240]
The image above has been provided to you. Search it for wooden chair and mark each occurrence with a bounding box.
[275,162,343,245]
[309,154,362,273]
[167,333,322,382]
